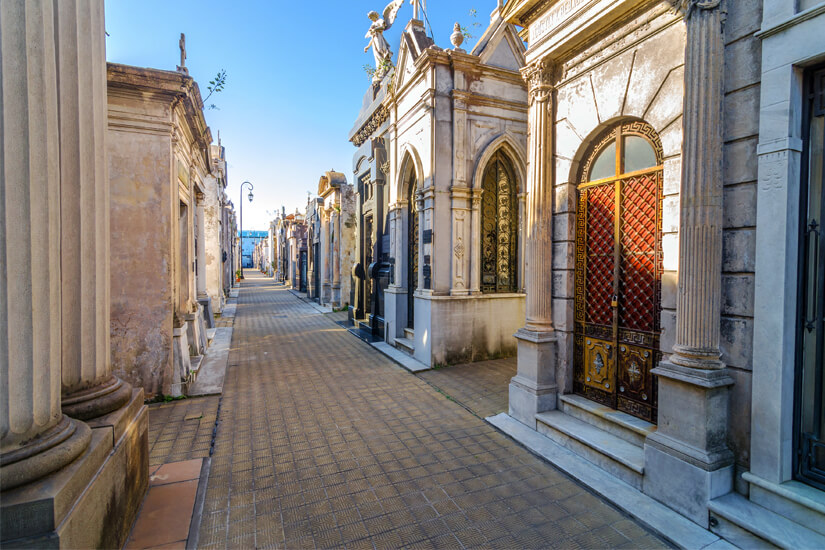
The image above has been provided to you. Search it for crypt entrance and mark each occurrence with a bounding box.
[573,121,664,424]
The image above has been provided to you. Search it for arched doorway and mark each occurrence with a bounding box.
[480,151,518,294]
[407,170,418,329]
[574,121,664,423]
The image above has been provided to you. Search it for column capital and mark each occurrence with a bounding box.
[670,0,722,18]
[521,58,557,101]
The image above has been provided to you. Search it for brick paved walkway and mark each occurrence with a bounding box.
[148,395,219,467]
[197,272,666,549]
[418,358,516,420]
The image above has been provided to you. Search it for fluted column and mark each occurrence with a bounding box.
[522,59,555,332]
[332,209,341,305]
[645,1,734,526]
[670,0,725,371]
[0,0,91,491]
[56,0,131,421]
[509,58,559,426]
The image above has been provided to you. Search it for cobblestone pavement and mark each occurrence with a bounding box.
[198,272,666,549]
[148,395,219,467]
[418,359,516,420]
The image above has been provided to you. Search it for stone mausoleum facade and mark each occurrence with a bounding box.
[107,62,218,398]
[382,13,530,367]
[494,0,825,545]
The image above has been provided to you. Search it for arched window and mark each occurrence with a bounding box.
[481,151,518,294]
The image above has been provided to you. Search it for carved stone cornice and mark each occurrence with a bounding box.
[350,106,389,147]
[670,0,722,18]
[520,58,557,103]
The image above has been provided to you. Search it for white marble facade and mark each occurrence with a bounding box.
[382,11,529,367]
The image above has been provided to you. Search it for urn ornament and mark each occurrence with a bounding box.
[451,22,464,51]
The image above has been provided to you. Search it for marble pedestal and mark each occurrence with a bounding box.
[644,360,735,526]
[509,328,558,427]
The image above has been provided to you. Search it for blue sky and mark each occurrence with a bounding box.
[105,0,496,231]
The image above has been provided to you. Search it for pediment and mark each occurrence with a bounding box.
[393,22,435,91]
[472,13,526,71]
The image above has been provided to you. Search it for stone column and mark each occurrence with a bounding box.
[322,209,332,304]
[644,0,734,527]
[55,0,132,421]
[509,58,559,426]
[0,0,92,491]
[470,189,482,293]
[331,208,341,306]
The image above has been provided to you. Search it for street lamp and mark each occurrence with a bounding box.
[239,180,254,279]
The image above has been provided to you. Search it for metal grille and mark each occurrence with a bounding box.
[408,178,418,328]
[620,173,660,332]
[585,184,615,326]
[481,153,518,293]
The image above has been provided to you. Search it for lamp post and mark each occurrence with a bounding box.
[239,180,254,279]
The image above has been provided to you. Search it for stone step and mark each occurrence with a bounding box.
[403,328,414,340]
[394,337,414,355]
[709,492,825,550]
[535,410,645,490]
[559,394,656,448]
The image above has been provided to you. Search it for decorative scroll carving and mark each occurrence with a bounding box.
[351,106,389,147]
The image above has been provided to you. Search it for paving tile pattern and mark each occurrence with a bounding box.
[148,396,219,467]
[198,272,666,549]
[418,358,517,419]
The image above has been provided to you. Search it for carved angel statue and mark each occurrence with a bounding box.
[364,0,405,82]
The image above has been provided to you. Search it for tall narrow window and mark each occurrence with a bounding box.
[480,152,518,293]
[796,66,825,491]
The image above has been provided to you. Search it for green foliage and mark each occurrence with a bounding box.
[204,69,227,110]
[461,8,482,41]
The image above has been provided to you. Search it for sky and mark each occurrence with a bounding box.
[104,0,498,231]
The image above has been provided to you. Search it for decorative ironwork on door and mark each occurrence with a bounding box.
[408,175,418,328]
[574,121,664,423]
[481,152,518,293]
[795,65,825,491]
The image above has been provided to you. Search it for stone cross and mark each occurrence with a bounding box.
[410,0,423,20]
[177,32,188,74]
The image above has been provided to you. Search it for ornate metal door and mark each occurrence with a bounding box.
[481,152,518,293]
[407,178,418,328]
[796,65,825,490]
[574,122,664,423]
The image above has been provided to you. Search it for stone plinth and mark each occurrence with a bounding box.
[509,329,558,427]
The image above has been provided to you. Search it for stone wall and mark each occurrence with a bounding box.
[109,126,174,396]
[720,0,763,478]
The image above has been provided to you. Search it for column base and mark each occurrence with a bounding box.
[1,388,147,548]
[644,360,735,527]
[62,374,132,421]
[0,416,91,492]
[509,328,558,427]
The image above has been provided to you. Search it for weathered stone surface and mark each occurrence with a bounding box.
[720,316,754,371]
[724,86,761,143]
[721,275,756,317]
[724,138,759,186]
[722,229,757,273]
